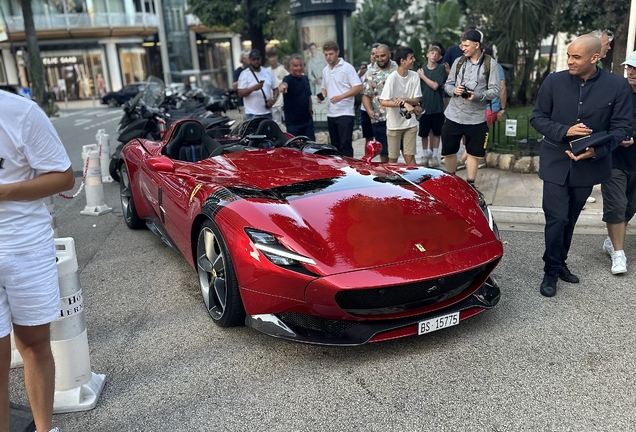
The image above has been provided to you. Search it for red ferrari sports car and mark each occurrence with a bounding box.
[117,117,503,345]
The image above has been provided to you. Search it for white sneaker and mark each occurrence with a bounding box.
[429,157,439,167]
[586,196,596,203]
[603,237,615,257]
[611,251,627,275]
[420,156,429,166]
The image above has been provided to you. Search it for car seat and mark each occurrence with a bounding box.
[162,121,221,162]
[248,119,289,148]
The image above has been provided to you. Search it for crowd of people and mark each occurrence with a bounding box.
[233,29,509,189]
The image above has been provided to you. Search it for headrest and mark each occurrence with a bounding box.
[254,120,279,140]
[179,121,203,143]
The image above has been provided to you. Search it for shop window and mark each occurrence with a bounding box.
[120,47,147,84]
[42,49,105,100]
[204,41,231,90]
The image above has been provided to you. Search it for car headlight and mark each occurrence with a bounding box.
[478,192,499,239]
[246,229,316,266]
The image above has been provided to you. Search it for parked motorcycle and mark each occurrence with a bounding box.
[109,76,234,182]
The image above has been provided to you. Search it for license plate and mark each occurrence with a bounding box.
[418,312,460,335]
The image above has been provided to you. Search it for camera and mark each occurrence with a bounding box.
[460,86,474,99]
[399,102,411,119]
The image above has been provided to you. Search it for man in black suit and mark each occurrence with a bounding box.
[530,34,632,297]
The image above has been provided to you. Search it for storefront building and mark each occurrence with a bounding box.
[1,0,250,98]
[0,0,160,99]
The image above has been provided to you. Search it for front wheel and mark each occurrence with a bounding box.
[107,97,118,108]
[119,163,145,229]
[196,219,245,327]
[109,157,120,183]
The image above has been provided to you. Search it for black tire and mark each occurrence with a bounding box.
[119,163,145,229]
[196,219,245,327]
[107,97,118,108]
[109,157,120,183]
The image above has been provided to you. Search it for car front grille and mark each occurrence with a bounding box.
[276,312,357,334]
[335,267,485,316]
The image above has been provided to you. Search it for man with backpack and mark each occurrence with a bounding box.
[441,29,500,188]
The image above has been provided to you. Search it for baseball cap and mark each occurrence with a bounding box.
[622,50,636,67]
[428,45,442,54]
[249,49,262,59]
[463,29,483,43]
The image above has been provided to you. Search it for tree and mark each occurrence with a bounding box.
[418,0,466,51]
[20,0,49,113]
[352,0,415,54]
[560,0,631,75]
[187,0,285,58]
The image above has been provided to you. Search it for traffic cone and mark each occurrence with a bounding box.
[99,133,113,184]
[80,144,112,216]
[51,237,106,413]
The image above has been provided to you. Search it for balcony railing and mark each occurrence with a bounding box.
[5,12,158,31]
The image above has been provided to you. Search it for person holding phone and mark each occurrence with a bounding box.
[237,49,279,120]
[600,51,636,275]
[318,41,362,157]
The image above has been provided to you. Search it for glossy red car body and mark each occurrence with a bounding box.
[118,118,503,345]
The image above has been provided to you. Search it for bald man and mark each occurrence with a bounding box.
[530,35,632,297]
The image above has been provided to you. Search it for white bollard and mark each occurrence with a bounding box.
[99,133,113,183]
[51,237,105,413]
[9,329,23,369]
[80,144,112,216]
[95,129,105,147]
[44,195,59,238]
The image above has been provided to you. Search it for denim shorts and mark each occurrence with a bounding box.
[0,243,60,337]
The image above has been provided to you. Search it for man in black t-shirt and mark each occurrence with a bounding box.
[601,50,636,275]
[417,44,446,167]
[279,53,315,140]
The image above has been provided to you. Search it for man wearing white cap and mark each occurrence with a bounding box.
[600,50,636,275]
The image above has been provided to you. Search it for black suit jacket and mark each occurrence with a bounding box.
[530,69,632,187]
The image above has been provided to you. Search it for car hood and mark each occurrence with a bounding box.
[190,149,501,275]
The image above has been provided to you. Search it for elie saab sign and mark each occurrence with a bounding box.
[290,0,356,15]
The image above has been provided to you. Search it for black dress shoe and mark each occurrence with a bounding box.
[559,265,580,284]
[540,274,558,297]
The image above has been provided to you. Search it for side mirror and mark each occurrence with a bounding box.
[147,155,175,173]
[361,140,382,163]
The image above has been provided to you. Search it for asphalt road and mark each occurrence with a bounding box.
[50,107,122,174]
[8,113,636,431]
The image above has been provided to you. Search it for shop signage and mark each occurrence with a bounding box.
[290,0,356,15]
[43,56,79,65]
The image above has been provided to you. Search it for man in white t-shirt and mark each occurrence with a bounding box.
[237,49,279,120]
[380,46,422,165]
[318,41,362,157]
[266,48,289,127]
[0,90,74,432]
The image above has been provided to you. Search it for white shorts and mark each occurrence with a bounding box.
[0,243,60,338]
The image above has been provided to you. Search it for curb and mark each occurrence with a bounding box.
[491,206,605,228]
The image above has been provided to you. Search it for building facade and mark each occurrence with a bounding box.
[0,0,244,99]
